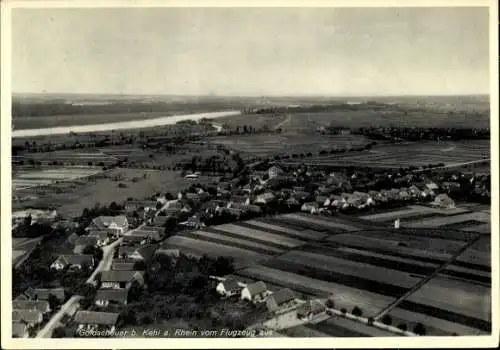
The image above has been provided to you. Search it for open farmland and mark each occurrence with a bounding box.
[404,211,490,229]
[398,273,491,333]
[12,168,212,218]
[281,213,361,232]
[242,220,329,241]
[305,317,398,337]
[214,223,306,248]
[236,265,396,317]
[281,140,490,169]
[13,149,117,167]
[12,166,103,190]
[206,133,371,159]
[164,235,272,269]
[359,205,468,222]
[454,236,491,269]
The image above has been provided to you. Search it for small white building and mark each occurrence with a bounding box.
[432,194,456,209]
[216,279,242,297]
[268,166,283,179]
[394,218,401,229]
[241,281,268,303]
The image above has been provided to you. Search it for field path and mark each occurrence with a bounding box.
[373,233,484,320]
[12,110,241,137]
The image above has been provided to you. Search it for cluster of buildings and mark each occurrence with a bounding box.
[215,278,327,321]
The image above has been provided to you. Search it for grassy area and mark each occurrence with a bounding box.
[12,168,217,218]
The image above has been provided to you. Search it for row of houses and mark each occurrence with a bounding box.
[12,288,66,338]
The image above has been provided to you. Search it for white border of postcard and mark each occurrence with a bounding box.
[1,0,498,348]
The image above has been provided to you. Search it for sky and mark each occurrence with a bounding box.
[12,7,490,96]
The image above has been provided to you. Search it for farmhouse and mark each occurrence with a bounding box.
[216,279,242,297]
[266,288,297,313]
[117,245,156,261]
[268,165,283,179]
[12,300,51,314]
[51,254,94,271]
[296,300,327,320]
[121,235,146,246]
[74,311,120,333]
[111,258,137,271]
[301,202,319,214]
[229,195,251,207]
[12,322,29,338]
[254,192,276,204]
[179,215,203,229]
[241,281,268,303]
[125,200,158,213]
[94,288,129,307]
[100,270,144,289]
[130,229,161,241]
[16,287,66,302]
[86,216,129,236]
[432,194,456,209]
[73,236,98,254]
[87,230,111,246]
[12,310,43,327]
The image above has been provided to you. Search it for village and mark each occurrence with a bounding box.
[11,154,491,338]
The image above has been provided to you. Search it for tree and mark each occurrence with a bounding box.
[367,317,374,325]
[52,326,67,338]
[381,314,392,325]
[351,306,362,317]
[397,323,408,332]
[340,308,347,315]
[325,298,335,309]
[48,293,60,311]
[413,322,426,335]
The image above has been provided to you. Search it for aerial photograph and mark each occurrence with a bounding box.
[6,4,494,343]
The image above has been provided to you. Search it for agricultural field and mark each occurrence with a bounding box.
[403,211,490,229]
[396,273,491,334]
[281,140,490,169]
[304,316,399,337]
[12,236,43,268]
[12,166,104,191]
[280,213,361,232]
[359,205,468,222]
[12,168,212,218]
[206,133,371,159]
[243,220,329,241]
[454,236,491,269]
[214,223,306,248]
[13,149,118,167]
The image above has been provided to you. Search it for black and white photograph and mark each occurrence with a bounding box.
[1,0,498,348]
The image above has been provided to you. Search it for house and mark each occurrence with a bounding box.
[216,279,242,297]
[241,281,268,303]
[125,200,158,213]
[185,192,201,202]
[266,288,297,313]
[179,215,203,229]
[229,195,250,206]
[432,194,456,209]
[296,300,326,320]
[121,235,146,246]
[12,300,51,314]
[153,215,169,227]
[111,258,137,271]
[17,287,66,302]
[154,248,181,259]
[426,182,439,190]
[74,311,120,333]
[184,173,199,179]
[12,310,43,327]
[292,191,310,201]
[246,204,262,214]
[268,165,283,179]
[301,202,319,214]
[94,288,129,307]
[129,229,162,242]
[86,216,128,236]
[315,196,328,206]
[51,254,94,271]
[12,322,29,338]
[254,192,276,204]
[226,207,243,218]
[87,230,111,247]
[100,270,144,289]
[117,245,155,261]
[73,236,98,254]
[286,197,301,207]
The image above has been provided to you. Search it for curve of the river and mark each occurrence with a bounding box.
[12,110,241,138]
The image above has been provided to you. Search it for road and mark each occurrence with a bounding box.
[12,110,241,138]
[411,159,490,173]
[35,295,82,338]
